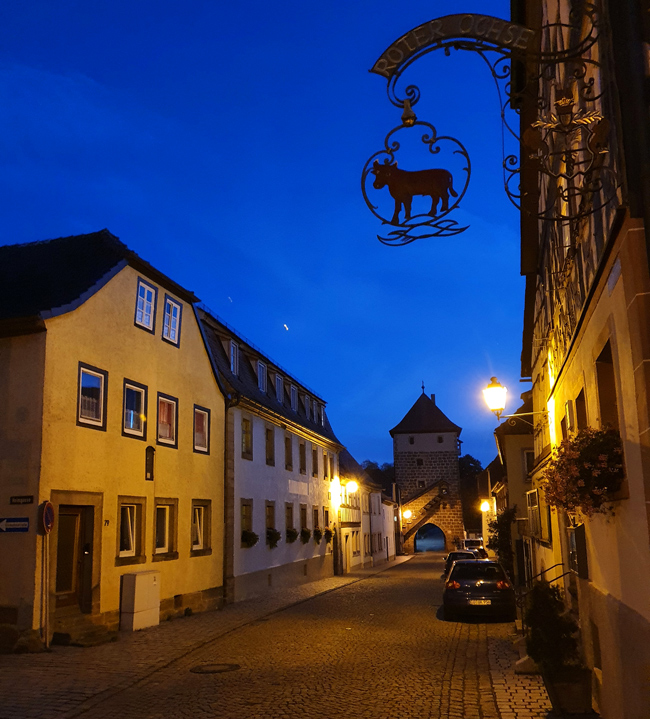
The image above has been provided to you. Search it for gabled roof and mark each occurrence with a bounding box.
[389,393,462,436]
[0,230,198,329]
[197,307,342,447]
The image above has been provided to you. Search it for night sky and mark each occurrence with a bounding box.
[0,0,526,467]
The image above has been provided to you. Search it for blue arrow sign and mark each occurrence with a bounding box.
[0,518,29,532]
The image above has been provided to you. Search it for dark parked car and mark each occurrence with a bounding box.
[443,560,516,622]
[443,551,476,577]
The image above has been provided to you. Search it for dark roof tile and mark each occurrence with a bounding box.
[389,393,461,436]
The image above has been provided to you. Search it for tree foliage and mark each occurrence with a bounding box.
[486,505,517,576]
[458,454,483,533]
[361,460,395,493]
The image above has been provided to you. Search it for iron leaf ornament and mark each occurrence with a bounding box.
[361,97,471,246]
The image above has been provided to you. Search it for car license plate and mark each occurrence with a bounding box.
[469,599,491,605]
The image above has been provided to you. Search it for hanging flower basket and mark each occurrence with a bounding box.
[286,527,299,544]
[266,527,282,549]
[541,428,624,517]
[241,529,259,548]
[313,528,323,544]
[323,527,333,544]
[300,528,311,544]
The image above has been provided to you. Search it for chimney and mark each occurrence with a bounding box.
[430,394,435,404]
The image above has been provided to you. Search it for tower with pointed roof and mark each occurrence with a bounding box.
[390,392,465,552]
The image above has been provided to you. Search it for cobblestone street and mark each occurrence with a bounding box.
[0,554,553,719]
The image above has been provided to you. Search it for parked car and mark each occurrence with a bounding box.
[474,547,489,559]
[443,550,476,577]
[443,560,516,622]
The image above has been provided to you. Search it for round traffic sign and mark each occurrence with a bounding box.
[42,502,55,534]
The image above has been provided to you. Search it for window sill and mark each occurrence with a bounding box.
[242,452,253,461]
[115,555,146,567]
[266,461,275,467]
[152,551,179,562]
[285,465,293,471]
[190,548,212,558]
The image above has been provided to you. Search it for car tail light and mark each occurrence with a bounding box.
[496,580,510,590]
[446,580,460,589]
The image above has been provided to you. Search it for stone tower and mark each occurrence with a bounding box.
[390,392,465,552]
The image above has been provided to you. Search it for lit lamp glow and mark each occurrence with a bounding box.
[346,481,359,494]
[480,500,491,513]
[403,509,412,520]
[483,377,507,419]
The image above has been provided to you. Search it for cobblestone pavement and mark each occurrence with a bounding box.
[0,554,555,719]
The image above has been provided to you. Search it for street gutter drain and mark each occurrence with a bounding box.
[190,663,241,674]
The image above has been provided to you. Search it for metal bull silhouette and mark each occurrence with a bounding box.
[372,160,458,224]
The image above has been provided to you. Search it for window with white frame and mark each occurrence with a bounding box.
[135,278,157,332]
[119,504,137,557]
[290,385,297,411]
[117,496,145,564]
[230,341,239,376]
[78,363,108,429]
[153,500,177,557]
[527,489,541,536]
[191,500,210,553]
[162,295,181,345]
[193,406,210,453]
[123,380,146,438]
[275,374,283,403]
[258,361,267,392]
[191,505,204,550]
[154,504,170,553]
[157,394,178,447]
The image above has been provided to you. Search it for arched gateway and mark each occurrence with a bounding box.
[390,392,465,553]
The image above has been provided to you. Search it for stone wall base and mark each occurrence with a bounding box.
[578,579,650,719]
[234,554,334,602]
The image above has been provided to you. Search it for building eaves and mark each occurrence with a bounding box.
[0,230,199,328]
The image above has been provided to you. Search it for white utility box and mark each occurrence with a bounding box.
[120,570,160,631]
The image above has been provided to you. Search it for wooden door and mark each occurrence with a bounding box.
[55,506,93,612]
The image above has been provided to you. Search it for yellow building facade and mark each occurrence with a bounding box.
[0,231,224,646]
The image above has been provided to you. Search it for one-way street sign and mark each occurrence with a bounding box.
[0,517,29,532]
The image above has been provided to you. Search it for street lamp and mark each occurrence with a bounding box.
[345,481,359,494]
[403,509,412,520]
[483,377,508,419]
[480,500,492,513]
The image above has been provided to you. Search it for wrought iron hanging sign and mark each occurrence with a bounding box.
[361,100,470,245]
[363,9,619,235]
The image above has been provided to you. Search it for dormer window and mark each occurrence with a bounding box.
[162,295,181,346]
[135,278,157,332]
[290,385,297,412]
[320,405,325,426]
[230,341,239,376]
[275,374,283,403]
[258,361,267,393]
[304,395,311,418]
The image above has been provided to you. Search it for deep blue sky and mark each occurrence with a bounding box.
[0,0,527,467]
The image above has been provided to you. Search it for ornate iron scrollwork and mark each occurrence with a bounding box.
[361,102,471,246]
[365,4,619,230]
[523,88,615,220]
